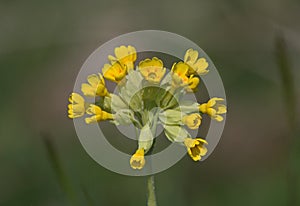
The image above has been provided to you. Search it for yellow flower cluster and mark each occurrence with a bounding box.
[67,45,227,169]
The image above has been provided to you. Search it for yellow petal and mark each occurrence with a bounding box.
[184,138,198,148]
[85,115,100,124]
[102,62,127,83]
[139,57,163,69]
[115,46,128,59]
[69,93,84,104]
[207,108,216,116]
[207,99,216,107]
[86,104,102,115]
[196,138,207,144]
[171,62,189,75]
[183,113,202,129]
[68,114,75,118]
[69,104,84,113]
[87,74,100,87]
[214,115,224,122]
[184,49,198,64]
[194,58,209,75]
[102,64,114,80]
[128,45,137,61]
[199,145,207,156]
[187,76,200,91]
[81,83,95,96]
[217,105,227,114]
[108,55,117,62]
[112,45,137,71]
[208,97,224,107]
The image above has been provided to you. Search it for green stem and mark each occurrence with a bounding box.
[160,87,176,109]
[147,175,157,206]
[146,110,159,206]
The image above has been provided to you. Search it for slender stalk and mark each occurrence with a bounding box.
[147,175,157,206]
[146,110,159,206]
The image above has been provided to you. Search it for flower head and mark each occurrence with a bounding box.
[67,45,227,169]
[199,97,227,121]
[81,73,109,97]
[182,113,202,129]
[108,45,137,71]
[68,93,86,118]
[85,104,113,124]
[102,62,127,83]
[184,49,209,75]
[184,138,207,161]
[138,57,166,83]
[130,148,145,169]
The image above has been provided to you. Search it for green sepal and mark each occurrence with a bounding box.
[164,125,190,142]
[159,109,183,125]
[112,109,141,127]
[138,123,154,153]
[176,100,199,114]
[110,94,128,112]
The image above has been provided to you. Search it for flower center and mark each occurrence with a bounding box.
[191,146,200,157]
[131,160,142,167]
[193,118,199,126]
[148,72,157,79]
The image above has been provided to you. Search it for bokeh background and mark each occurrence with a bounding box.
[1,0,300,205]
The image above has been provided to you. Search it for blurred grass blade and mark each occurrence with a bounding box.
[275,32,299,206]
[275,33,297,129]
[81,184,95,206]
[42,133,78,206]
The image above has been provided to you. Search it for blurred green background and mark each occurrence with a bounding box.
[1,0,300,205]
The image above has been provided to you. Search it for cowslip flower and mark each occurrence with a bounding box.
[184,49,209,75]
[130,148,146,170]
[138,57,166,83]
[81,73,109,97]
[85,104,114,124]
[171,62,189,84]
[129,124,154,170]
[184,138,208,161]
[171,62,200,92]
[68,93,86,118]
[163,124,208,161]
[199,97,227,121]
[108,45,137,71]
[182,113,202,129]
[102,62,127,83]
